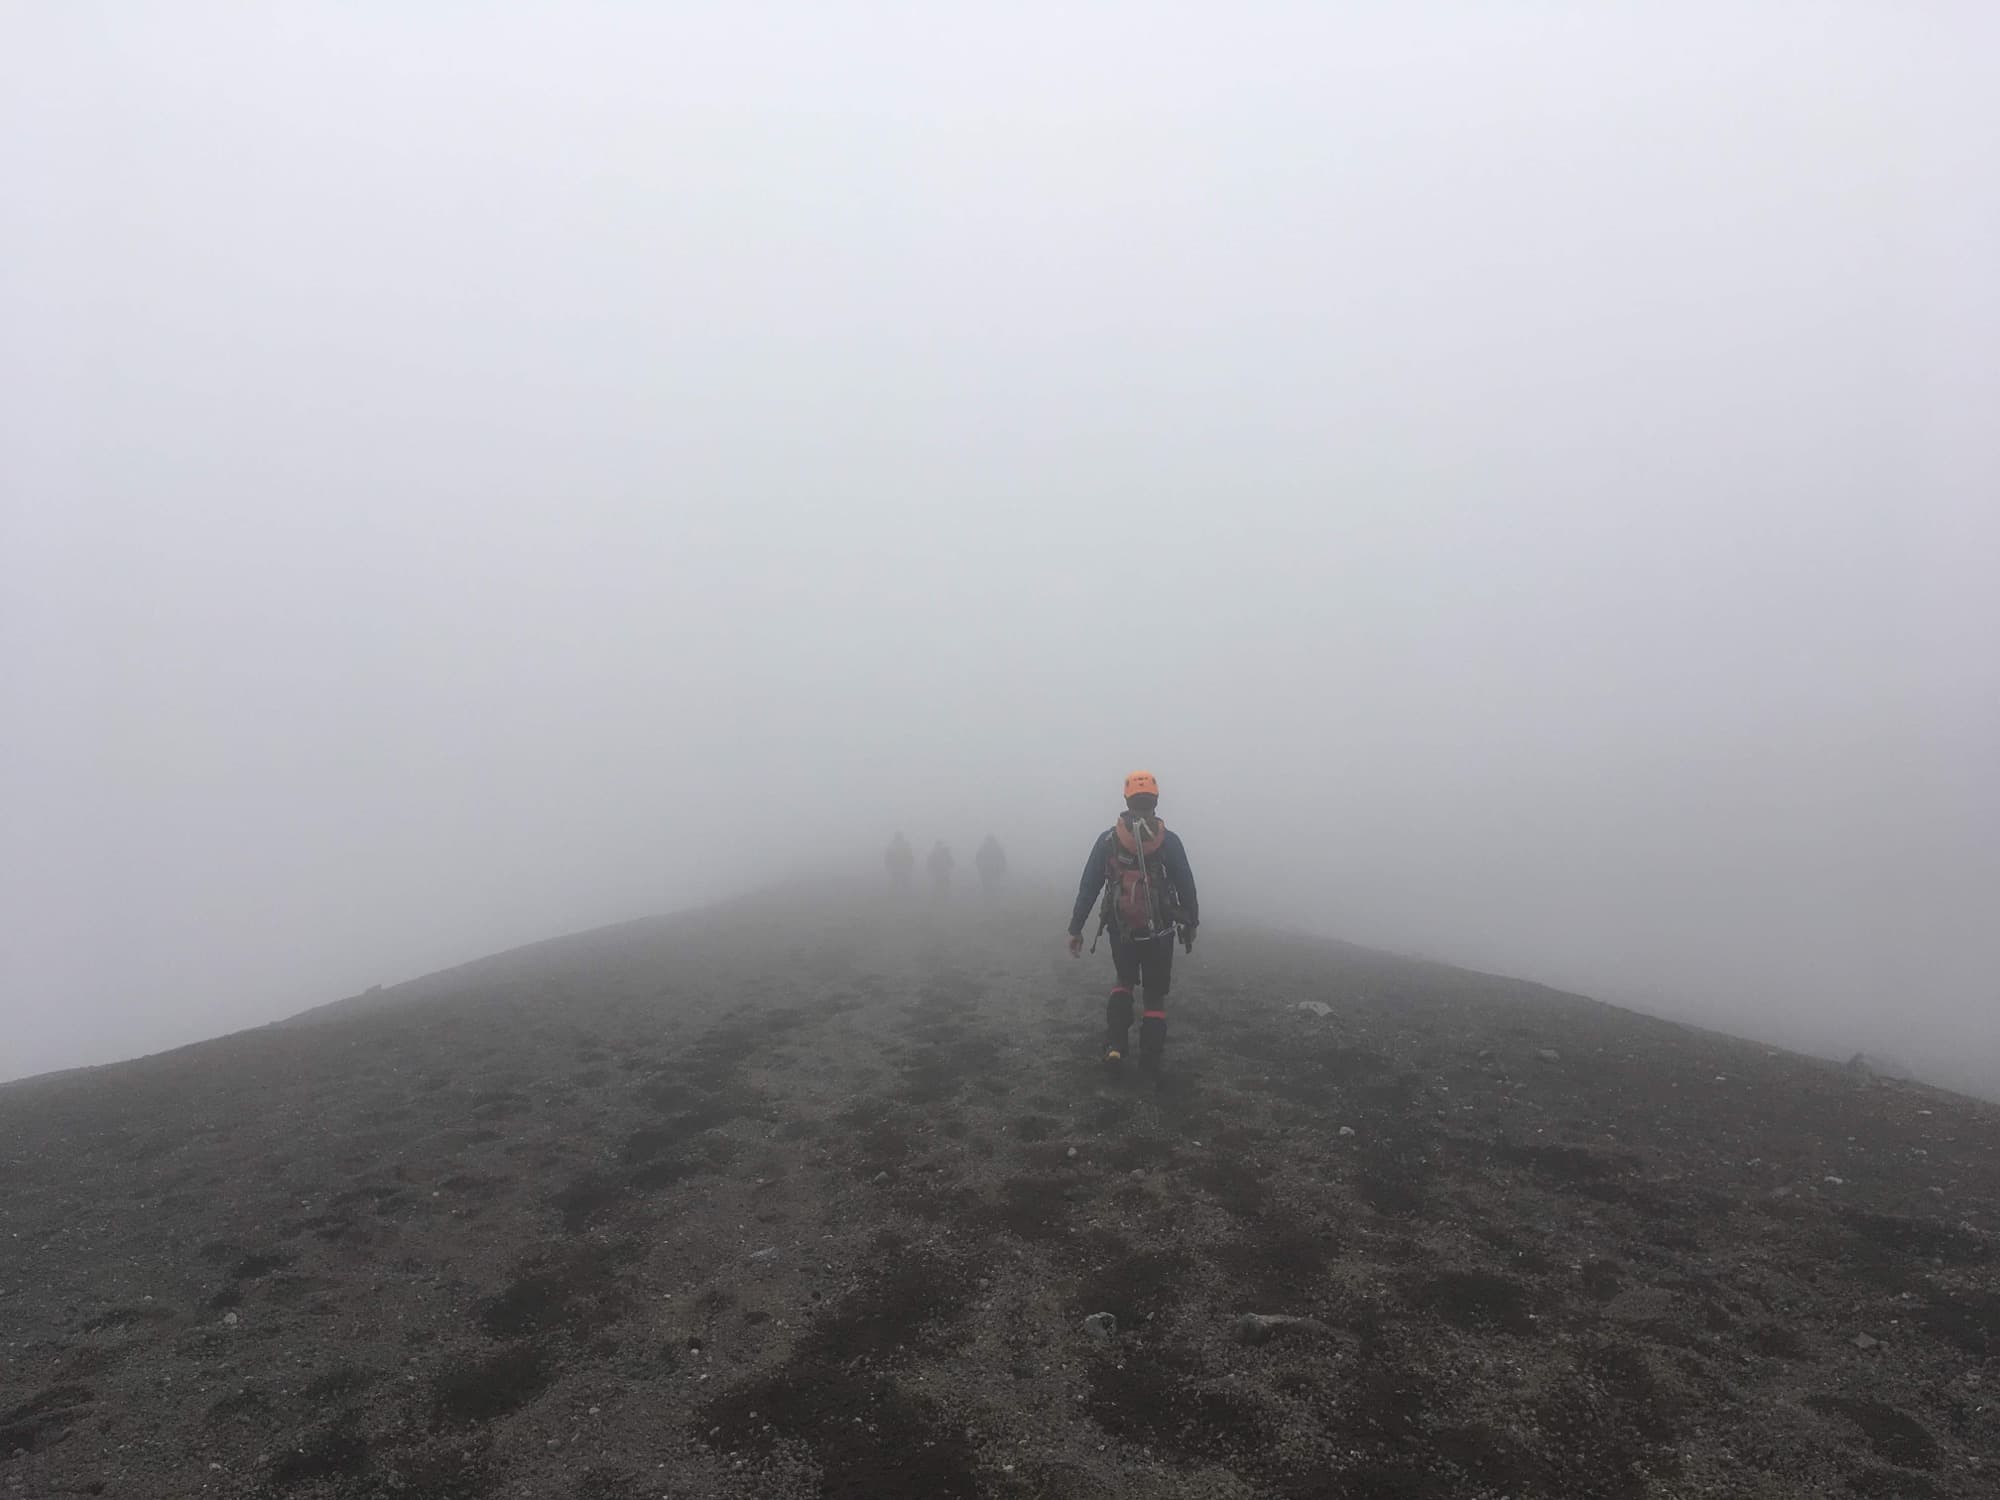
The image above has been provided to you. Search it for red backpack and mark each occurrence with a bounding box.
[1103,816,1172,938]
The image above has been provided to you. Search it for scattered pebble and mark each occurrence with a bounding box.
[871,1171,891,1186]
[1296,1001,1333,1018]
[1065,1146,1078,1160]
[749,1246,779,1262]
[1082,1312,1117,1341]
[1535,1048,1561,1064]
[1853,1332,1881,1351]
[222,1312,239,1327]
[1337,1126,1356,1138]
[1823,1176,1845,1187]
[1235,1312,1337,1345]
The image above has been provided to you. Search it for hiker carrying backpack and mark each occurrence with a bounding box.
[974,834,1007,894]
[1065,771,1200,1076]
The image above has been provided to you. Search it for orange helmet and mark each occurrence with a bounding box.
[1123,770,1159,799]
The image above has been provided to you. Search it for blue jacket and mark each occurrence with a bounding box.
[1068,820,1199,938]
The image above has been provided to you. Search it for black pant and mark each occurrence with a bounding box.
[1109,930,1174,1000]
[1106,931,1175,1059]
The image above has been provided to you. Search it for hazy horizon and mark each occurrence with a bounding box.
[5,5,1996,1091]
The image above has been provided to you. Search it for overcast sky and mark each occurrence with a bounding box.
[4,4,1995,1089]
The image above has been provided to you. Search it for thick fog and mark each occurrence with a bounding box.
[4,6,1995,1091]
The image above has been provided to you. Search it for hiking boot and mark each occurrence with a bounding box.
[1138,1016,1166,1076]
[1102,1029,1129,1071]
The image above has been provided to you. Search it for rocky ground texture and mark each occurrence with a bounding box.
[3,887,1996,1498]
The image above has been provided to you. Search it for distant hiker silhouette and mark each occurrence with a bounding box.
[974,834,1007,894]
[926,840,955,896]
[884,832,915,892]
[1067,770,1199,1078]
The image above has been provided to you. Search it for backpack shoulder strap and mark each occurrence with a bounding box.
[1114,815,1167,857]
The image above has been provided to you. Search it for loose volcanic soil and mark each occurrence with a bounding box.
[3,886,1997,1498]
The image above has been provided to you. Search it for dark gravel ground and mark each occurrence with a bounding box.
[3,884,1996,1498]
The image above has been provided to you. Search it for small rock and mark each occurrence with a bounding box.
[1853,1332,1881,1351]
[1234,1313,1336,1345]
[1129,1168,1145,1178]
[1296,1001,1333,1018]
[1823,1176,1845,1187]
[871,1171,891,1186]
[1065,1147,1078,1160]
[1337,1126,1356,1138]
[222,1312,239,1327]
[1082,1312,1117,1341]
[749,1246,779,1262]
[1534,1048,1561,1064]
